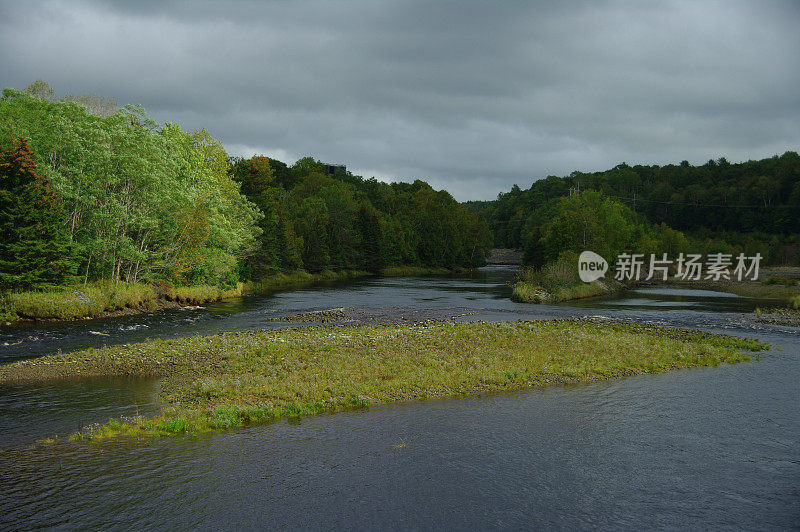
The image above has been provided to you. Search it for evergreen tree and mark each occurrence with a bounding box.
[0,137,75,289]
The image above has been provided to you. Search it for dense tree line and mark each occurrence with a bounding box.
[0,88,259,290]
[231,156,492,276]
[0,83,491,291]
[476,153,800,265]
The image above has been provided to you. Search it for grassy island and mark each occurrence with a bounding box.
[511,257,624,304]
[0,320,767,442]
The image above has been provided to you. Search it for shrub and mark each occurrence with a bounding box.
[762,276,797,286]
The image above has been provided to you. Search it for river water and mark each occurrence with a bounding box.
[1,267,798,529]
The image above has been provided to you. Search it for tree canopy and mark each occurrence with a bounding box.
[477,154,800,266]
[231,155,492,275]
[0,83,492,291]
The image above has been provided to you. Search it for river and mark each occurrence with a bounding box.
[1,266,798,529]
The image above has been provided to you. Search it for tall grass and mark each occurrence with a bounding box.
[512,254,609,303]
[380,266,452,276]
[167,284,243,305]
[243,270,368,293]
[2,270,371,321]
[7,283,158,320]
[4,280,240,320]
[761,276,798,286]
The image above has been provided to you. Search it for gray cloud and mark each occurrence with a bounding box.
[1,0,798,200]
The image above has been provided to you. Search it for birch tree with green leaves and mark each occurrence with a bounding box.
[0,89,260,287]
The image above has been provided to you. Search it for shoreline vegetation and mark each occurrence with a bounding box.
[478,152,800,268]
[662,270,800,316]
[512,278,620,303]
[513,277,800,307]
[667,275,800,306]
[753,307,800,327]
[511,254,627,304]
[0,319,767,443]
[0,266,467,323]
[512,258,800,306]
[0,86,493,328]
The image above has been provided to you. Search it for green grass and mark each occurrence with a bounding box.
[792,295,800,309]
[512,280,608,303]
[0,320,767,442]
[511,281,552,303]
[0,266,465,322]
[0,270,368,322]
[6,282,158,320]
[761,276,798,286]
[243,270,369,293]
[3,281,242,320]
[671,278,799,304]
[167,284,243,305]
[380,266,453,276]
[511,257,617,303]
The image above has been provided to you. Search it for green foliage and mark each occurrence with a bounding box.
[7,282,157,320]
[762,276,797,286]
[231,156,492,277]
[539,191,640,265]
[0,89,260,287]
[485,153,800,265]
[167,284,242,305]
[0,137,76,290]
[512,252,611,303]
[2,81,492,295]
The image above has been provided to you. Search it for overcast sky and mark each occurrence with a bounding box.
[1,1,798,200]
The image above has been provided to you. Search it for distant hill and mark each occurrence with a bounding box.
[484,152,800,263]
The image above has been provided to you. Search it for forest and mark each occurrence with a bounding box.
[473,153,800,267]
[0,83,492,297]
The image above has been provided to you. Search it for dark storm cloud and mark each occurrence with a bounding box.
[1,0,798,200]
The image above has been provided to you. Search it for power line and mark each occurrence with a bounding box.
[607,194,797,210]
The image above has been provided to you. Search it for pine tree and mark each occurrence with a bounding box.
[0,137,75,290]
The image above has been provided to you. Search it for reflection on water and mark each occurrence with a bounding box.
[1,267,798,529]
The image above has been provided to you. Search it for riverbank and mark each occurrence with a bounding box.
[0,319,766,442]
[0,271,372,323]
[380,266,460,276]
[0,267,472,324]
[512,265,800,306]
[751,307,800,327]
[666,272,799,307]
